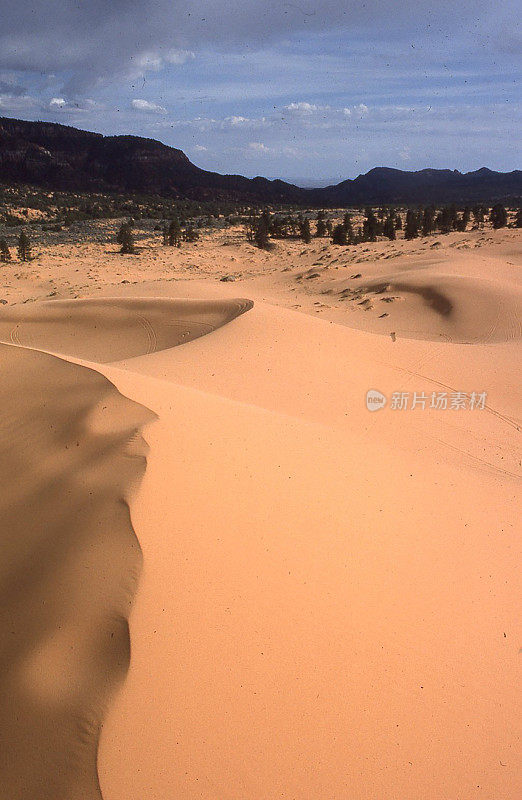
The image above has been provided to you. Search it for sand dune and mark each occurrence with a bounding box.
[283,250,522,343]
[0,225,520,800]
[0,342,154,799]
[0,297,253,362]
[96,300,520,800]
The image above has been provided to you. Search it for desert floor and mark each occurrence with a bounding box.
[0,221,520,799]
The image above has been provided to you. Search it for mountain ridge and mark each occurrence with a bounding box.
[1,116,520,205]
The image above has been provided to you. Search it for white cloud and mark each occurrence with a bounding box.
[227,115,251,126]
[47,96,99,112]
[284,101,318,114]
[131,98,167,114]
[248,141,271,152]
[165,49,195,65]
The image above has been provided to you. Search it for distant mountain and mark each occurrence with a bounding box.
[0,116,520,205]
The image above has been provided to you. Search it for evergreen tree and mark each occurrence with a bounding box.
[383,215,396,240]
[325,220,333,236]
[120,225,135,254]
[490,204,508,229]
[331,223,348,245]
[436,206,454,234]
[300,218,312,244]
[515,208,522,228]
[395,214,403,231]
[162,223,169,245]
[260,208,271,234]
[168,218,182,246]
[0,237,11,262]
[315,218,327,237]
[422,207,435,236]
[404,209,419,240]
[455,213,467,232]
[343,212,354,244]
[246,211,257,243]
[116,219,133,244]
[182,225,200,242]
[362,208,379,241]
[462,206,471,228]
[18,231,31,261]
[472,205,486,226]
[254,216,270,249]
[315,210,327,237]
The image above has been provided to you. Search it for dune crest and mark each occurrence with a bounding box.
[0,343,155,799]
[0,297,253,362]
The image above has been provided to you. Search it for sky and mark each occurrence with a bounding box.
[0,0,519,185]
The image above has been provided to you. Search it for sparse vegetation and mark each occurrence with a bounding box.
[300,218,312,244]
[17,231,31,261]
[0,237,11,262]
[254,214,271,250]
[116,220,135,254]
[490,204,508,229]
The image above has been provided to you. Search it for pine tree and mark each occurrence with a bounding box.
[422,207,435,236]
[342,213,354,243]
[395,214,403,231]
[0,237,11,262]
[168,218,182,247]
[515,208,522,228]
[383,215,396,240]
[315,210,327,237]
[404,209,419,240]
[18,231,31,261]
[362,208,379,242]
[472,205,486,226]
[331,223,348,245]
[300,218,312,244]
[315,218,327,237]
[162,223,169,245]
[116,220,133,244]
[455,213,467,232]
[490,204,507,229]
[182,225,199,242]
[436,206,453,234]
[260,208,271,234]
[325,220,333,236]
[254,216,270,249]
[120,225,135,254]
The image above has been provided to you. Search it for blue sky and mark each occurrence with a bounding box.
[0,0,519,184]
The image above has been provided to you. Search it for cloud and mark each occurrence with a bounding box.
[248,141,271,153]
[131,98,167,114]
[47,96,100,113]
[0,0,506,95]
[284,102,319,114]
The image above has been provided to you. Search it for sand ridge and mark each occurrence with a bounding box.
[0,296,253,362]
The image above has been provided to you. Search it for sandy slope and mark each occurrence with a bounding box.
[96,302,520,800]
[0,297,252,362]
[0,343,154,799]
[0,225,520,799]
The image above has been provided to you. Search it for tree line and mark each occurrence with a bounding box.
[247,203,520,249]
